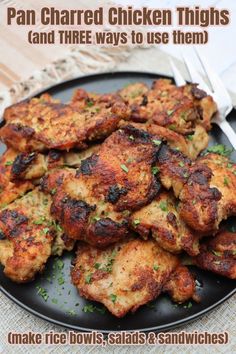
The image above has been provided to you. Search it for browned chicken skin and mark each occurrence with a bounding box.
[118,79,217,134]
[40,125,162,246]
[179,153,236,234]
[193,230,236,279]
[0,148,34,208]
[71,238,196,317]
[0,188,74,283]
[0,92,130,152]
[130,190,199,256]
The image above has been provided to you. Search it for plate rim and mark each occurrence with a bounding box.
[0,70,235,333]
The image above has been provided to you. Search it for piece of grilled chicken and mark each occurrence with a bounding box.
[71,238,197,317]
[118,79,217,134]
[192,230,236,279]
[0,188,74,283]
[41,125,162,246]
[119,121,209,160]
[10,144,100,181]
[0,90,130,152]
[0,148,34,208]
[179,153,236,234]
[130,190,199,256]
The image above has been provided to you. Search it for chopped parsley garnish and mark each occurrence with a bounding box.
[56,259,64,270]
[167,109,174,116]
[152,166,159,175]
[159,201,168,212]
[51,188,57,195]
[5,161,13,166]
[85,274,92,284]
[207,144,233,157]
[82,304,106,314]
[187,134,194,141]
[36,286,49,302]
[67,310,76,316]
[94,263,101,269]
[87,100,94,107]
[212,250,221,257]
[133,219,140,226]
[58,276,65,285]
[82,304,95,313]
[153,265,159,271]
[178,161,184,167]
[169,124,176,131]
[33,216,46,225]
[93,216,101,222]
[120,164,129,173]
[43,227,50,234]
[224,177,230,186]
[152,139,162,146]
[183,172,189,178]
[110,294,117,303]
[227,163,233,169]
[51,298,58,304]
[184,302,192,309]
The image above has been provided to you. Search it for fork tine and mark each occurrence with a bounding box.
[194,47,232,101]
[182,52,211,95]
[169,58,186,87]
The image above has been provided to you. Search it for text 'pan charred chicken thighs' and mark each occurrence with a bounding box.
[0,91,130,152]
[71,238,196,317]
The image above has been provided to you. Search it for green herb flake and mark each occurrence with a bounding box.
[85,274,92,284]
[153,265,159,271]
[159,201,168,212]
[67,309,76,316]
[212,250,221,257]
[152,139,162,146]
[133,219,140,226]
[36,286,49,302]
[43,227,50,234]
[168,124,176,131]
[58,276,65,285]
[207,144,233,157]
[110,294,117,303]
[227,163,233,169]
[224,177,230,186]
[152,166,160,175]
[93,216,101,222]
[184,302,192,309]
[87,100,94,107]
[167,109,174,116]
[179,161,184,167]
[94,263,101,270]
[51,188,57,195]
[120,164,129,173]
[51,298,58,304]
[56,259,64,270]
[5,161,13,166]
[83,304,95,313]
[187,134,194,141]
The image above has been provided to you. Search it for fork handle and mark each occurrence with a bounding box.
[216,119,236,150]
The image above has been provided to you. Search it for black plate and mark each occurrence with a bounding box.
[0,71,236,333]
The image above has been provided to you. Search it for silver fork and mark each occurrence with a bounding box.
[169,49,236,150]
